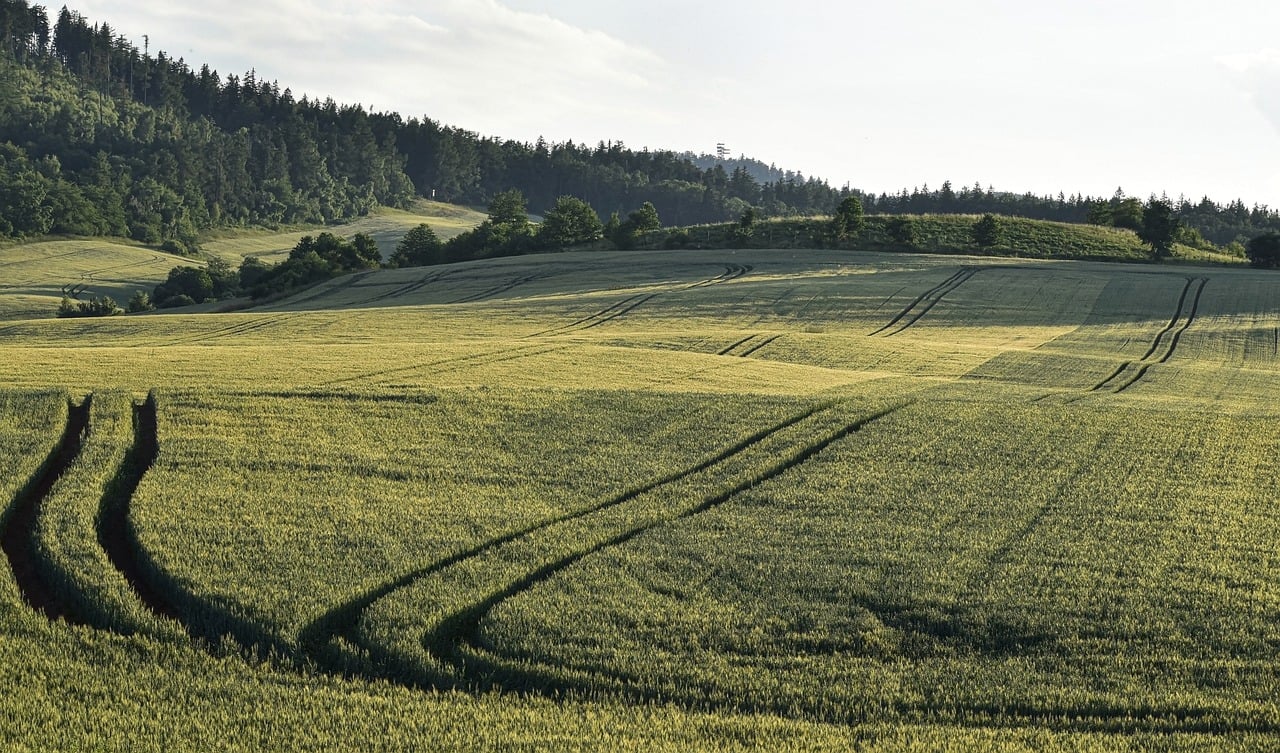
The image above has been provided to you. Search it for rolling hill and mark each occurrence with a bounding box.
[0,242,1278,749]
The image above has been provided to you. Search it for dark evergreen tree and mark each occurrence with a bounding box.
[1137,198,1179,259]
[1246,232,1280,269]
[973,213,1001,247]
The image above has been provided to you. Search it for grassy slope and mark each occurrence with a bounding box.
[200,199,487,265]
[2,245,1280,749]
[0,200,486,322]
[646,213,1247,265]
[0,239,201,321]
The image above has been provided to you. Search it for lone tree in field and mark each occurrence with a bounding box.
[972,213,1001,247]
[1247,232,1280,269]
[1138,198,1180,259]
[389,223,443,267]
[537,196,603,249]
[828,196,865,244]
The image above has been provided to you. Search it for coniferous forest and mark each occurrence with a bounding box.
[2,0,1280,251]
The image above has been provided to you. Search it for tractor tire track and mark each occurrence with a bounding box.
[525,294,651,338]
[322,344,560,387]
[687,264,752,289]
[438,404,904,693]
[1095,277,1208,394]
[530,264,753,338]
[1090,361,1132,392]
[448,272,546,305]
[156,314,297,347]
[1138,277,1194,361]
[1,397,90,622]
[878,269,979,337]
[1158,277,1207,364]
[717,334,760,356]
[277,271,378,308]
[298,400,855,682]
[737,334,781,358]
[95,393,183,624]
[573,294,661,331]
[868,268,975,336]
[362,269,459,305]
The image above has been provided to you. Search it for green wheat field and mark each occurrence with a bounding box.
[3,235,1280,750]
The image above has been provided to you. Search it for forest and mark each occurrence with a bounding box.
[2,0,1280,251]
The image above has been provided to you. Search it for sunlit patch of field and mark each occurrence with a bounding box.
[0,240,200,321]
[3,245,1280,749]
[200,200,487,265]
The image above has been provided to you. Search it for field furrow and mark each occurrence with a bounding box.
[870,266,977,332]
[1,397,87,621]
[29,391,186,638]
[1106,277,1208,393]
[345,399,902,692]
[93,394,185,627]
[716,333,760,356]
[737,334,781,357]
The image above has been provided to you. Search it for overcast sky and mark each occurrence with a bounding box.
[73,1,1280,206]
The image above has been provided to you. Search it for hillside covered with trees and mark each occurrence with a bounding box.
[2,0,1279,253]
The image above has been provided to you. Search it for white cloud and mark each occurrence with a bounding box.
[76,0,680,143]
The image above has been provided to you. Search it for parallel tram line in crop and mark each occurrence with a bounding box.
[447,272,547,305]
[0,397,88,621]
[94,393,185,625]
[321,343,564,387]
[532,264,754,338]
[716,333,783,359]
[150,313,302,348]
[361,268,460,305]
[868,268,979,337]
[437,404,906,697]
[737,334,781,358]
[327,401,905,700]
[1093,277,1209,394]
[717,334,760,356]
[299,400,858,683]
[273,270,378,308]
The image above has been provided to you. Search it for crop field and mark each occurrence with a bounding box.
[0,239,200,321]
[2,243,1280,750]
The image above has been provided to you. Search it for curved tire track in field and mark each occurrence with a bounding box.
[360,268,459,305]
[94,393,184,624]
[717,333,760,355]
[145,314,287,347]
[447,272,547,305]
[717,333,782,358]
[275,270,378,308]
[436,404,904,694]
[1096,277,1208,394]
[529,264,754,338]
[1157,277,1207,364]
[869,268,978,337]
[0,397,90,621]
[1138,277,1195,361]
[297,400,851,684]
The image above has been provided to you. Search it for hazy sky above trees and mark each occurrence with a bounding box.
[78,0,1280,205]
